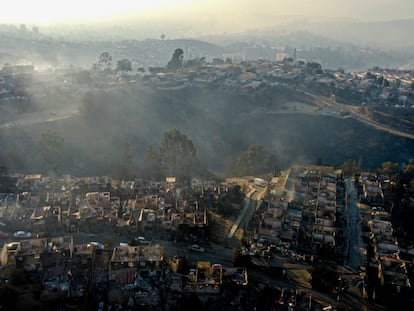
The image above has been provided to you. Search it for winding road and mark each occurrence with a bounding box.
[300,89,414,140]
[0,106,80,129]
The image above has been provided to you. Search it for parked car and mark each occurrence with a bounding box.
[6,242,19,250]
[13,231,32,238]
[88,241,104,249]
[189,244,204,252]
[137,236,151,245]
[0,231,9,238]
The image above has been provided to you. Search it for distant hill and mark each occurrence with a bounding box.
[2,19,414,70]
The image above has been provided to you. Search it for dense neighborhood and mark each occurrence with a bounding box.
[1,54,414,109]
[0,27,414,311]
[0,164,412,310]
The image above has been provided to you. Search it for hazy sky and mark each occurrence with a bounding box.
[2,0,414,25]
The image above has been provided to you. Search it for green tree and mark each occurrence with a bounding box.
[166,48,184,71]
[144,144,162,178]
[98,51,112,70]
[116,58,132,75]
[341,159,361,177]
[231,144,276,176]
[159,129,197,178]
[306,62,322,74]
[380,161,399,177]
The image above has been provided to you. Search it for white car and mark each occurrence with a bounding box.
[137,236,151,245]
[6,242,19,250]
[189,244,205,253]
[88,241,104,249]
[13,231,32,238]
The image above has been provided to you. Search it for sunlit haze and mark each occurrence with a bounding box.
[2,0,414,26]
[0,0,193,24]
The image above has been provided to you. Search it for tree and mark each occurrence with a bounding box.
[380,161,399,177]
[166,48,184,71]
[98,51,112,70]
[116,58,132,75]
[306,62,322,74]
[159,129,197,178]
[341,159,361,177]
[230,144,276,176]
[144,144,162,179]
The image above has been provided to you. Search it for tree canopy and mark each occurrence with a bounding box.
[159,129,197,178]
[116,58,132,74]
[341,159,362,177]
[166,48,184,71]
[93,51,112,73]
[228,144,277,176]
[380,161,399,176]
[143,144,163,179]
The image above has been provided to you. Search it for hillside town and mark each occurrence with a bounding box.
[1,55,414,109]
[0,165,412,310]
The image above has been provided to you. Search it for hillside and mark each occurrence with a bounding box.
[0,83,413,176]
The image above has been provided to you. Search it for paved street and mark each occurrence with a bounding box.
[345,178,365,270]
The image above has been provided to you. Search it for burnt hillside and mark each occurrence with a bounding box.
[0,83,413,176]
